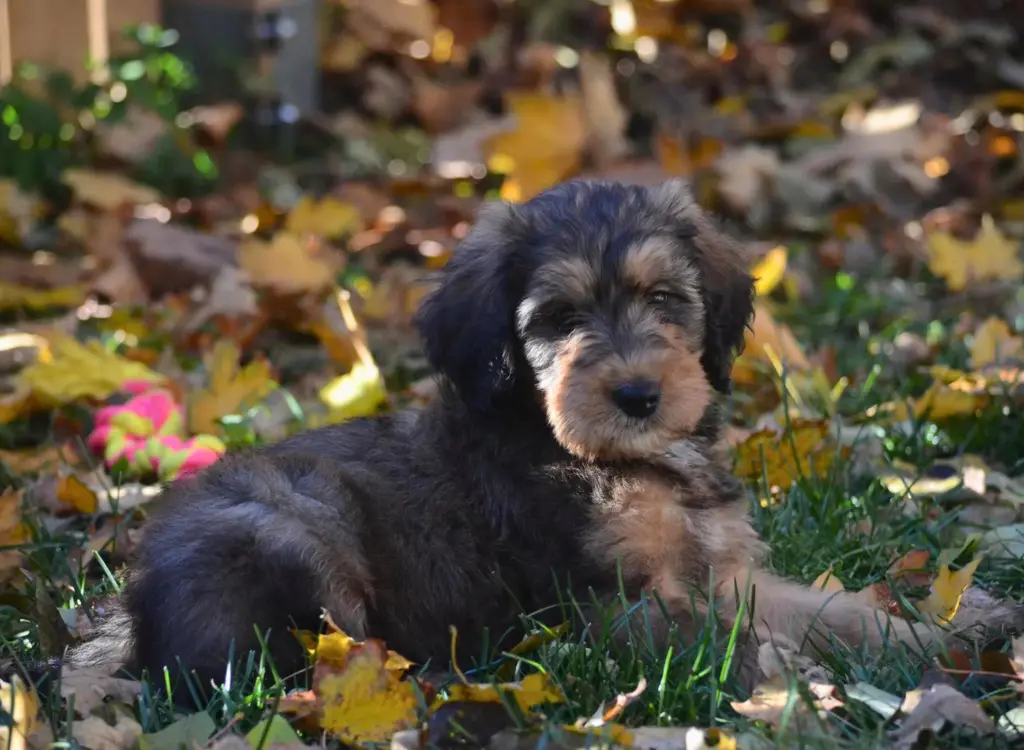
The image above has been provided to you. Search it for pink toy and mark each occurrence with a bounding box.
[87,384,225,482]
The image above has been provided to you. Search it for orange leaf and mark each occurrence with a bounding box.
[56,475,98,514]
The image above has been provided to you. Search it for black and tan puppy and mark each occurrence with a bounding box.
[72,179,1022,691]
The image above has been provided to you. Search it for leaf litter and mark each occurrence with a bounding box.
[3,0,1024,747]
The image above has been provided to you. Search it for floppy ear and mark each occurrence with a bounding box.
[648,179,755,393]
[413,200,525,411]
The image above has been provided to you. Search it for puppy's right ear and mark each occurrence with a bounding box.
[414,201,525,412]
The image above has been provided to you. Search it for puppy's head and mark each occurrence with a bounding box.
[414,178,754,460]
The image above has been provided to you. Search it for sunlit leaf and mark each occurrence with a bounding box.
[733,419,836,490]
[239,233,343,296]
[970,317,1024,369]
[19,334,165,406]
[187,341,277,436]
[918,556,982,624]
[751,246,787,297]
[62,169,162,211]
[0,284,86,312]
[285,196,364,240]
[924,214,1023,291]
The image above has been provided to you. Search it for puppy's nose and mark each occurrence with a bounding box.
[611,379,661,419]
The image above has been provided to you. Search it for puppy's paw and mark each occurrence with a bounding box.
[946,587,1024,644]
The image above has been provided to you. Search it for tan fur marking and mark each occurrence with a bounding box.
[586,476,698,604]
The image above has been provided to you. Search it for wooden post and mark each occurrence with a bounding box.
[6,0,161,82]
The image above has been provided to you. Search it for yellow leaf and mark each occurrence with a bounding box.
[0,284,86,312]
[0,381,36,426]
[19,334,164,406]
[238,232,342,295]
[56,475,99,514]
[0,489,29,582]
[320,361,388,423]
[732,303,810,385]
[970,317,1024,369]
[440,672,565,714]
[285,196,364,240]
[751,246,788,297]
[918,556,982,624]
[62,169,162,211]
[308,630,413,677]
[187,341,277,436]
[734,419,835,490]
[813,568,846,594]
[314,637,419,744]
[925,215,1023,291]
[0,675,40,750]
[483,92,587,200]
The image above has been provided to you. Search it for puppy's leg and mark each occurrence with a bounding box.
[719,568,1024,665]
[107,453,373,695]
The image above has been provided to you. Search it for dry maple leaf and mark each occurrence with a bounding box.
[970,317,1024,369]
[314,637,420,744]
[238,233,342,296]
[925,214,1024,292]
[187,341,277,436]
[484,91,587,201]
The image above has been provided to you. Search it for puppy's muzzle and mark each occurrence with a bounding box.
[611,378,661,419]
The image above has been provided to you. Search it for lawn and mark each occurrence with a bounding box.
[3,2,1024,749]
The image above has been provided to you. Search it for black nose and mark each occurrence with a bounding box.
[611,379,661,419]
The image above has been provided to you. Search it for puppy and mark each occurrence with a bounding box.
[70,179,1022,694]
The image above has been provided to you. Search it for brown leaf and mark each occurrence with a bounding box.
[890,684,994,749]
[60,665,142,718]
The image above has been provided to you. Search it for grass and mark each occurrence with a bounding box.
[2,266,1024,749]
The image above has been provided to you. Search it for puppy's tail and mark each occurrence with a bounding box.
[65,598,135,672]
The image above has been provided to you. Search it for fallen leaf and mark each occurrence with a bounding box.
[925,214,1023,292]
[319,361,388,422]
[889,683,994,749]
[440,672,566,714]
[732,303,811,385]
[0,284,87,312]
[733,419,836,490]
[285,196,364,240]
[245,715,303,749]
[60,665,142,717]
[139,712,214,750]
[56,475,99,514]
[846,681,902,720]
[73,714,144,750]
[484,91,587,200]
[751,246,788,297]
[63,169,163,211]
[970,317,1024,369]
[0,488,29,581]
[19,334,165,406]
[918,556,983,624]
[981,524,1024,560]
[314,636,420,744]
[187,340,278,436]
[0,675,39,750]
[238,233,342,296]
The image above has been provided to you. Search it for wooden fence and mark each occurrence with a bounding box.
[0,0,163,84]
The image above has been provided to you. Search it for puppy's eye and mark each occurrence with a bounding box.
[648,290,682,306]
[543,304,577,335]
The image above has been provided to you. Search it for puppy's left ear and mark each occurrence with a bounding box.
[648,179,755,393]
[413,200,526,411]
